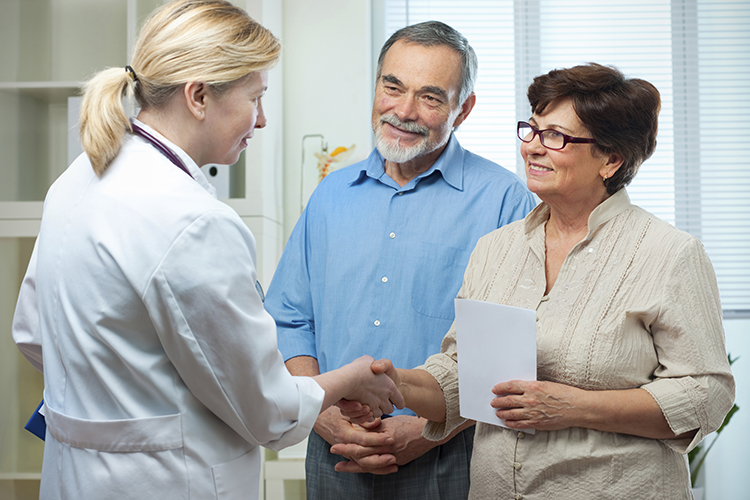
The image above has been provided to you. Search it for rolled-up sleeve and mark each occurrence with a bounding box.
[264,207,318,363]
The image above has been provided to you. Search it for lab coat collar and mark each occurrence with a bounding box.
[130,118,218,198]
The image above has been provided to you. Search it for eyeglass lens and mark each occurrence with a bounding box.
[517,123,566,150]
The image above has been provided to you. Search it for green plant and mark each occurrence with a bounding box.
[688,353,740,488]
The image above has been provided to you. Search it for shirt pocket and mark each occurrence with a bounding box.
[211,447,261,499]
[411,241,471,320]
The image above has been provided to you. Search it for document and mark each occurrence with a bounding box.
[455,298,537,432]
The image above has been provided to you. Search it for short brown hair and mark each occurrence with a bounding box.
[527,63,660,194]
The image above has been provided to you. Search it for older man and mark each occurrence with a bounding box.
[264,21,536,499]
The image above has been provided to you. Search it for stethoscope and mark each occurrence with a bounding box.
[130,122,194,180]
[131,120,268,304]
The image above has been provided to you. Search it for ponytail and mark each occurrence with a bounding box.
[78,0,280,176]
[79,67,135,176]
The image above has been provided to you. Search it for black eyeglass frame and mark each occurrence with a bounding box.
[517,121,597,151]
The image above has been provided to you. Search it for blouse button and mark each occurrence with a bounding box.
[540,295,549,302]
[374,320,381,326]
[515,494,523,500]
[513,462,522,470]
[381,276,388,283]
[518,431,526,439]
[389,232,396,239]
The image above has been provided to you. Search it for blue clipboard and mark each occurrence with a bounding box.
[24,399,46,441]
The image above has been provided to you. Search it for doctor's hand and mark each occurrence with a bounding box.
[336,355,405,419]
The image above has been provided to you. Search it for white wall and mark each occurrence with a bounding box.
[705,318,749,500]
[281,0,374,242]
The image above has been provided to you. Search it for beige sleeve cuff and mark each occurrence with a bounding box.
[642,377,707,453]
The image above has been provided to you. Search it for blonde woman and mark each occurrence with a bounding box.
[12,1,402,499]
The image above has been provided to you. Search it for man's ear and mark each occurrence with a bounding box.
[183,81,208,120]
[452,92,476,129]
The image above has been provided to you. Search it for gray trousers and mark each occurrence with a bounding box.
[305,424,474,500]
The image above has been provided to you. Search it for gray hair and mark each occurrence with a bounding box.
[376,21,478,106]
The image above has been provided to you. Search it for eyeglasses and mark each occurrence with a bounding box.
[517,121,597,151]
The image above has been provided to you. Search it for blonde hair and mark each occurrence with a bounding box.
[79,0,280,175]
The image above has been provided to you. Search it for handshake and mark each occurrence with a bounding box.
[314,356,405,423]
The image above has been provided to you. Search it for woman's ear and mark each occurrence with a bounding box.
[601,152,624,180]
[183,81,208,120]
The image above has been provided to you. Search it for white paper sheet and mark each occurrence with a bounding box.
[455,298,537,433]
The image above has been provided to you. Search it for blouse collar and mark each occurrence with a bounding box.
[524,188,632,238]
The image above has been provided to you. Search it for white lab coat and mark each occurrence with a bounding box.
[12,121,324,500]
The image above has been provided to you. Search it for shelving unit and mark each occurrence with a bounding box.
[0,1,284,498]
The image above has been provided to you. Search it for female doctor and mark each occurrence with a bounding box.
[11,1,402,499]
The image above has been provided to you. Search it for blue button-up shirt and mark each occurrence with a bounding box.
[265,135,536,414]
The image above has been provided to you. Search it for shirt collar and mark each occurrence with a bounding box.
[350,134,464,191]
[130,118,217,198]
[524,188,632,237]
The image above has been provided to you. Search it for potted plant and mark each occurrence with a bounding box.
[688,353,740,497]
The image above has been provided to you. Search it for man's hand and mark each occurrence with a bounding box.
[315,406,400,475]
[329,414,438,475]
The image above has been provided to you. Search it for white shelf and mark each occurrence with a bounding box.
[0,82,81,105]
[0,473,42,481]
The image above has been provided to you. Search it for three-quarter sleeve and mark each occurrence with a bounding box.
[641,236,735,453]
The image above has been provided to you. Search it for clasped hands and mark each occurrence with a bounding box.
[328,359,434,475]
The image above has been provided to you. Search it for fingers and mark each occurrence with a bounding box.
[336,399,373,422]
[370,358,392,375]
[340,427,394,448]
[492,380,526,395]
[337,398,363,413]
[348,414,378,426]
[330,442,393,460]
[357,418,381,430]
[334,459,398,476]
[373,359,405,410]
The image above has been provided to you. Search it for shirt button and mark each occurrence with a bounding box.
[389,232,396,239]
[513,462,522,470]
[397,192,404,196]
[518,432,526,439]
[381,276,388,283]
[374,320,381,326]
[588,248,594,253]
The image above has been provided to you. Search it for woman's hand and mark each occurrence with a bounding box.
[490,380,585,431]
[491,381,691,440]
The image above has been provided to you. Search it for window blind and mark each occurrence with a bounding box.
[381,0,749,314]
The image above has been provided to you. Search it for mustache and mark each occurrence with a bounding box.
[379,115,429,136]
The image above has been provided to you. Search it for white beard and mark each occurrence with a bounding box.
[374,115,431,163]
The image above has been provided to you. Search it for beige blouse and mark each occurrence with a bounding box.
[420,189,735,500]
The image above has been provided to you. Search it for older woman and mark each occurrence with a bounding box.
[11,1,401,499]
[364,63,735,499]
